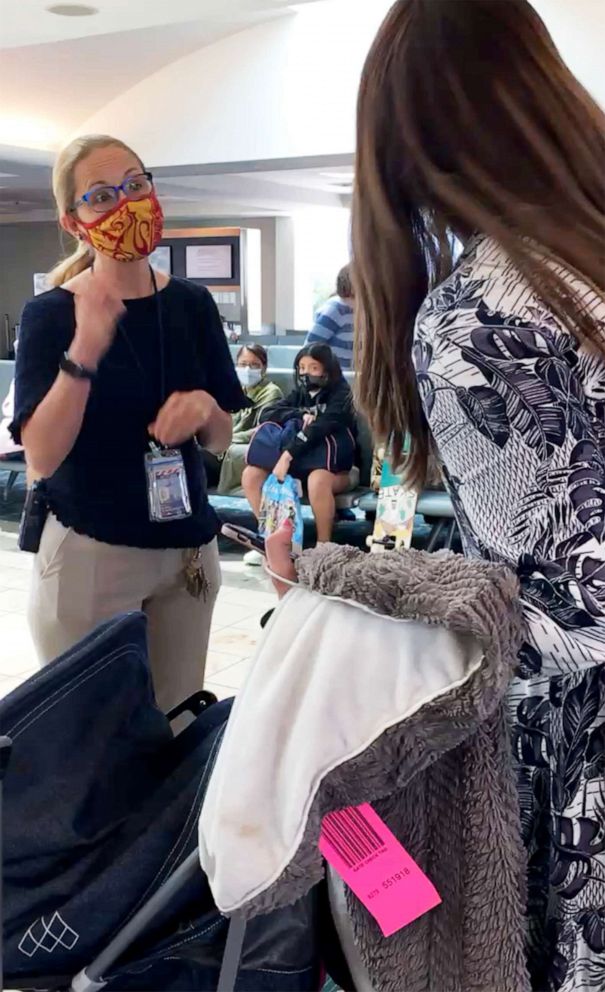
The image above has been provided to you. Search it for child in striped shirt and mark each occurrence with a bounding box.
[305,264,355,370]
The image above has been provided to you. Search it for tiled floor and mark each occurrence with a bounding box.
[0,528,274,702]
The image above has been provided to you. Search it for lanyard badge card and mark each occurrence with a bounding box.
[145,443,192,522]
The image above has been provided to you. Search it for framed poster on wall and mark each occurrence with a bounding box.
[185,244,233,280]
[149,245,172,275]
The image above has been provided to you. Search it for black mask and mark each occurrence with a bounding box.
[300,373,328,390]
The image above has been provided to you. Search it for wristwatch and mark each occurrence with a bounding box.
[60,352,96,381]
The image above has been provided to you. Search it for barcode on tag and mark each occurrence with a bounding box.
[321,806,386,868]
[319,803,441,937]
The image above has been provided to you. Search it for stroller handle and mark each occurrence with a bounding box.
[70,850,201,992]
[0,736,11,779]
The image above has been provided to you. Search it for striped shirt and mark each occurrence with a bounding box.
[305,296,354,369]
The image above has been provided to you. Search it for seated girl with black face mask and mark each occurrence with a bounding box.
[242,343,356,544]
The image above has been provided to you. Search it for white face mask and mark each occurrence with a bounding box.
[237,366,263,389]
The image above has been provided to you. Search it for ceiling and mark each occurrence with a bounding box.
[0,156,354,223]
[1,0,321,48]
[0,0,323,151]
[0,0,344,223]
[1,0,603,224]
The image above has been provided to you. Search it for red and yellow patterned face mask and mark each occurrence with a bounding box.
[78,193,164,262]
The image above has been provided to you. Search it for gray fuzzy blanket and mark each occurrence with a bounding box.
[297,545,529,992]
[200,545,530,992]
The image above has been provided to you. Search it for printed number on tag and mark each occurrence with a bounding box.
[319,803,441,937]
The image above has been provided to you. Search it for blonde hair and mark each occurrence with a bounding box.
[47,134,143,288]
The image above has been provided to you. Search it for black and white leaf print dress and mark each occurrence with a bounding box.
[414,235,605,992]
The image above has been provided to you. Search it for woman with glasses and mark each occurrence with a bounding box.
[10,134,246,713]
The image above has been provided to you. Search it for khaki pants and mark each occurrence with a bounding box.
[28,515,221,713]
[217,443,249,495]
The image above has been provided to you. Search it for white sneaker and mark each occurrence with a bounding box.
[243,549,264,566]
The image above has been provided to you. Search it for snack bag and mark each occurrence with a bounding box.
[259,474,304,554]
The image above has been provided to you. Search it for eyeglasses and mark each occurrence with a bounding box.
[71,171,154,214]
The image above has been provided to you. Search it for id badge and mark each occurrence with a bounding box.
[145,445,192,522]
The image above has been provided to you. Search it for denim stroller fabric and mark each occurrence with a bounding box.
[1,612,321,991]
[103,888,322,992]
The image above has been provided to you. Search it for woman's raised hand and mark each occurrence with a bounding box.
[70,271,125,370]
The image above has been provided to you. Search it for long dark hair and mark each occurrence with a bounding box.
[352,0,605,486]
[294,343,343,387]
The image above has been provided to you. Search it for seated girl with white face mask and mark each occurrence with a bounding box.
[202,344,283,494]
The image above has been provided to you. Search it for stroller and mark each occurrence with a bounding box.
[0,612,326,992]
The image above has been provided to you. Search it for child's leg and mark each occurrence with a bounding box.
[307,470,350,543]
[242,465,269,521]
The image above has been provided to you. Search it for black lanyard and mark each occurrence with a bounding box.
[117,267,167,406]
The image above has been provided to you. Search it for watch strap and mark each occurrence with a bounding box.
[60,352,96,381]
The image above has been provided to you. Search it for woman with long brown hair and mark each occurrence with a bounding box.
[267,1,605,988]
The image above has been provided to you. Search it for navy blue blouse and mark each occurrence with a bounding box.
[11,277,246,549]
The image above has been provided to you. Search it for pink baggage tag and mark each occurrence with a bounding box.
[319,803,441,937]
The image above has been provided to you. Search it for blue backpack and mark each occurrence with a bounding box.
[247,419,355,477]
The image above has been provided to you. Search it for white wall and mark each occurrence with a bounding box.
[74,0,604,173]
[293,208,351,329]
[532,0,605,107]
[275,217,296,333]
[5,0,604,169]
[74,0,392,168]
